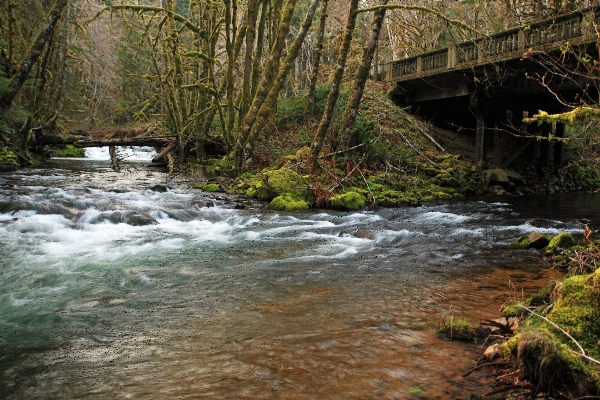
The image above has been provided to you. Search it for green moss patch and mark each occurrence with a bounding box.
[199,183,221,192]
[51,145,85,158]
[329,191,365,211]
[509,236,530,249]
[437,317,479,341]
[546,233,576,254]
[269,194,308,211]
[0,148,18,171]
[547,269,600,359]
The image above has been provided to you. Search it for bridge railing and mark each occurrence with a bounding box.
[385,6,600,83]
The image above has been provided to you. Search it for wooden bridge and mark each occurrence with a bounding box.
[382,6,600,167]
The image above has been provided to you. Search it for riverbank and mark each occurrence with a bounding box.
[173,83,600,211]
[440,231,600,398]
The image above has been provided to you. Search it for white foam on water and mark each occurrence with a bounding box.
[420,211,472,224]
[85,146,157,161]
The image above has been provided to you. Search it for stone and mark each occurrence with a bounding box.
[528,232,550,249]
[485,168,509,184]
[150,184,168,192]
[125,212,158,226]
[483,343,500,359]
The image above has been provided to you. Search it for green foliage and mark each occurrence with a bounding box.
[0,148,19,170]
[51,145,85,158]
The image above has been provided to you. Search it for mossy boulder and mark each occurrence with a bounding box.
[509,236,530,249]
[246,167,312,203]
[0,148,18,171]
[269,194,308,211]
[546,233,575,254]
[329,191,365,211]
[199,183,221,192]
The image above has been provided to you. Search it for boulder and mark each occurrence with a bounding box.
[528,232,550,249]
[546,232,575,253]
[269,194,309,211]
[150,184,168,192]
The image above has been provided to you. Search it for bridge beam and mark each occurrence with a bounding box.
[470,89,486,163]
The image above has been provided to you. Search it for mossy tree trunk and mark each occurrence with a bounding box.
[336,0,389,150]
[0,0,68,112]
[232,0,298,172]
[307,0,360,173]
[304,0,329,118]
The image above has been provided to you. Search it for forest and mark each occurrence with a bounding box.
[2,1,600,398]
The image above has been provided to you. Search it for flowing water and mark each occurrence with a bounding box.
[0,154,598,399]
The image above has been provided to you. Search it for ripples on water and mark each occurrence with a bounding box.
[0,157,594,399]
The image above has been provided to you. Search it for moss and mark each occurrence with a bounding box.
[329,191,365,211]
[501,329,599,393]
[51,144,85,158]
[437,317,478,341]
[265,167,312,201]
[268,194,309,211]
[547,270,600,359]
[0,148,19,170]
[199,183,221,192]
[509,236,530,249]
[546,233,575,254]
[501,301,526,318]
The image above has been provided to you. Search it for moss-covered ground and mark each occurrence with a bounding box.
[496,236,600,397]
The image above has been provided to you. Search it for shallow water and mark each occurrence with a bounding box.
[0,158,594,399]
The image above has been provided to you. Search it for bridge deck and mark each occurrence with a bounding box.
[384,6,600,85]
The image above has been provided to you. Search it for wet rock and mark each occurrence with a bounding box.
[355,230,376,240]
[528,232,550,249]
[150,184,168,192]
[124,212,158,226]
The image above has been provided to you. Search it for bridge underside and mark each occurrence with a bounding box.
[390,57,596,169]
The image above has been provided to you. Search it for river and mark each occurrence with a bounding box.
[0,152,597,399]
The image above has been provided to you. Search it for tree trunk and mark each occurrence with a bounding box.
[233,0,298,172]
[0,0,68,111]
[262,0,320,119]
[308,0,360,172]
[336,0,389,149]
[304,0,329,118]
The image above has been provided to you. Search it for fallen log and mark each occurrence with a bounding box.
[35,132,176,148]
[71,136,175,148]
[152,142,176,163]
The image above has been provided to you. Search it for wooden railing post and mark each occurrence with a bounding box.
[518,29,526,51]
[448,43,457,68]
[416,56,423,74]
